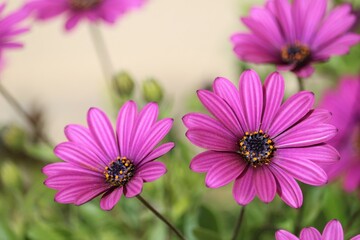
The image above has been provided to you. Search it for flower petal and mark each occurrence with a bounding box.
[205,154,246,188]
[139,142,175,166]
[42,162,101,178]
[350,235,360,240]
[299,227,321,240]
[190,151,240,173]
[45,174,103,190]
[100,187,123,211]
[87,108,118,162]
[186,129,238,151]
[239,70,263,132]
[269,164,303,208]
[254,167,276,203]
[261,72,285,132]
[322,219,344,240]
[124,177,143,198]
[233,168,256,205]
[136,161,167,182]
[293,65,315,78]
[274,0,296,42]
[275,230,299,240]
[268,91,314,137]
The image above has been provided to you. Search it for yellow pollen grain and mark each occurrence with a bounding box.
[119,170,123,174]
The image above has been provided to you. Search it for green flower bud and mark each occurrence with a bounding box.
[113,71,135,97]
[0,161,22,189]
[142,78,163,103]
[0,124,26,151]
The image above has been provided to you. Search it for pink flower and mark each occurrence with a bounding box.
[183,70,339,208]
[25,0,145,31]
[276,219,360,240]
[0,3,30,63]
[319,76,360,194]
[43,101,174,210]
[231,0,360,78]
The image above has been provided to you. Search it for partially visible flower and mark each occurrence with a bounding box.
[231,0,360,78]
[275,219,360,240]
[43,101,174,210]
[25,0,145,31]
[113,71,135,97]
[0,3,30,63]
[183,70,338,208]
[142,78,163,103]
[319,76,360,194]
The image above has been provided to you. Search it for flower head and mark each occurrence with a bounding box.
[25,0,145,31]
[0,3,30,64]
[275,219,360,240]
[183,70,339,208]
[319,76,360,194]
[231,0,360,78]
[43,101,174,210]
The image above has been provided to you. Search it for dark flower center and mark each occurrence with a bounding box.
[239,130,276,167]
[104,157,135,187]
[281,42,310,65]
[69,0,101,10]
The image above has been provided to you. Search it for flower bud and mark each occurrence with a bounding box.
[0,124,26,151]
[112,71,135,97]
[142,78,163,103]
[0,161,22,189]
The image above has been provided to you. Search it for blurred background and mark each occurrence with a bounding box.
[0,0,359,239]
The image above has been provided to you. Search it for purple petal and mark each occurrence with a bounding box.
[233,168,256,205]
[136,161,167,182]
[134,118,173,162]
[116,101,137,158]
[269,164,303,208]
[254,167,276,203]
[268,91,314,137]
[197,90,242,136]
[350,235,360,240]
[274,0,295,42]
[65,14,81,31]
[100,187,123,211]
[273,153,328,186]
[322,219,344,240]
[64,124,109,166]
[55,182,108,204]
[190,151,240,173]
[186,129,238,151]
[275,230,299,240]
[293,65,315,78]
[75,184,109,205]
[205,154,246,188]
[139,142,175,166]
[239,70,263,132]
[45,174,103,189]
[300,227,321,240]
[261,72,285,132]
[344,165,360,192]
[43,162,101,178]
[124,177,143,198]
[275,124,337,148]
[183,113,237,139]
[276,144,339,165]
[87,108,119,162]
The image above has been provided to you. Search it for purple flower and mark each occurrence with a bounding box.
[0,3,29,63]
[319,76,360,195]
[25,0,145,31]
[183,70,338,208]
[276,219,360,240]
[231,0,360,78]
[43,101,174,210]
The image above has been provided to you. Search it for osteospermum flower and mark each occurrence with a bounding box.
[25,0,145,30]
[276,219,360,240]
[231,0,360,78]
[319,77,360,194]
[43,101,174,210]
[183,70,338,208]
[0,3,29,63]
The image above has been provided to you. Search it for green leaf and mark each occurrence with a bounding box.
[198,206,219,233]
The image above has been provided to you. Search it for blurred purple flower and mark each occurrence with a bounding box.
[319,76,360,195]
[231,0,360,78]
[43,101,174,210]
[0,3,30,64]
[25,0,145,31]
[183,69,338,208]
[276,219,360,240]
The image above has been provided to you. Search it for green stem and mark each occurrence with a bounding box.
[0,83,54,148]
[297,76,304,91]
[136,195,186,240]
[231,206,246,240]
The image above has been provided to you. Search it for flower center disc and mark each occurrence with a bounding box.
[239,130,276,167]
[69,0,101,10]
[281,43,310,65]
[104,157,135,187]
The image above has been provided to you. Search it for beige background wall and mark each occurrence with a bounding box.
[1,0,261,141]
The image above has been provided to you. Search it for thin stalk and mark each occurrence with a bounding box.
[297,76,304,91]
[294,203,305,235]
[345,209,360,232]
[0,83,54,148]
[88,24,114,86]
[231,206,246,240]
[136,195,186,240]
